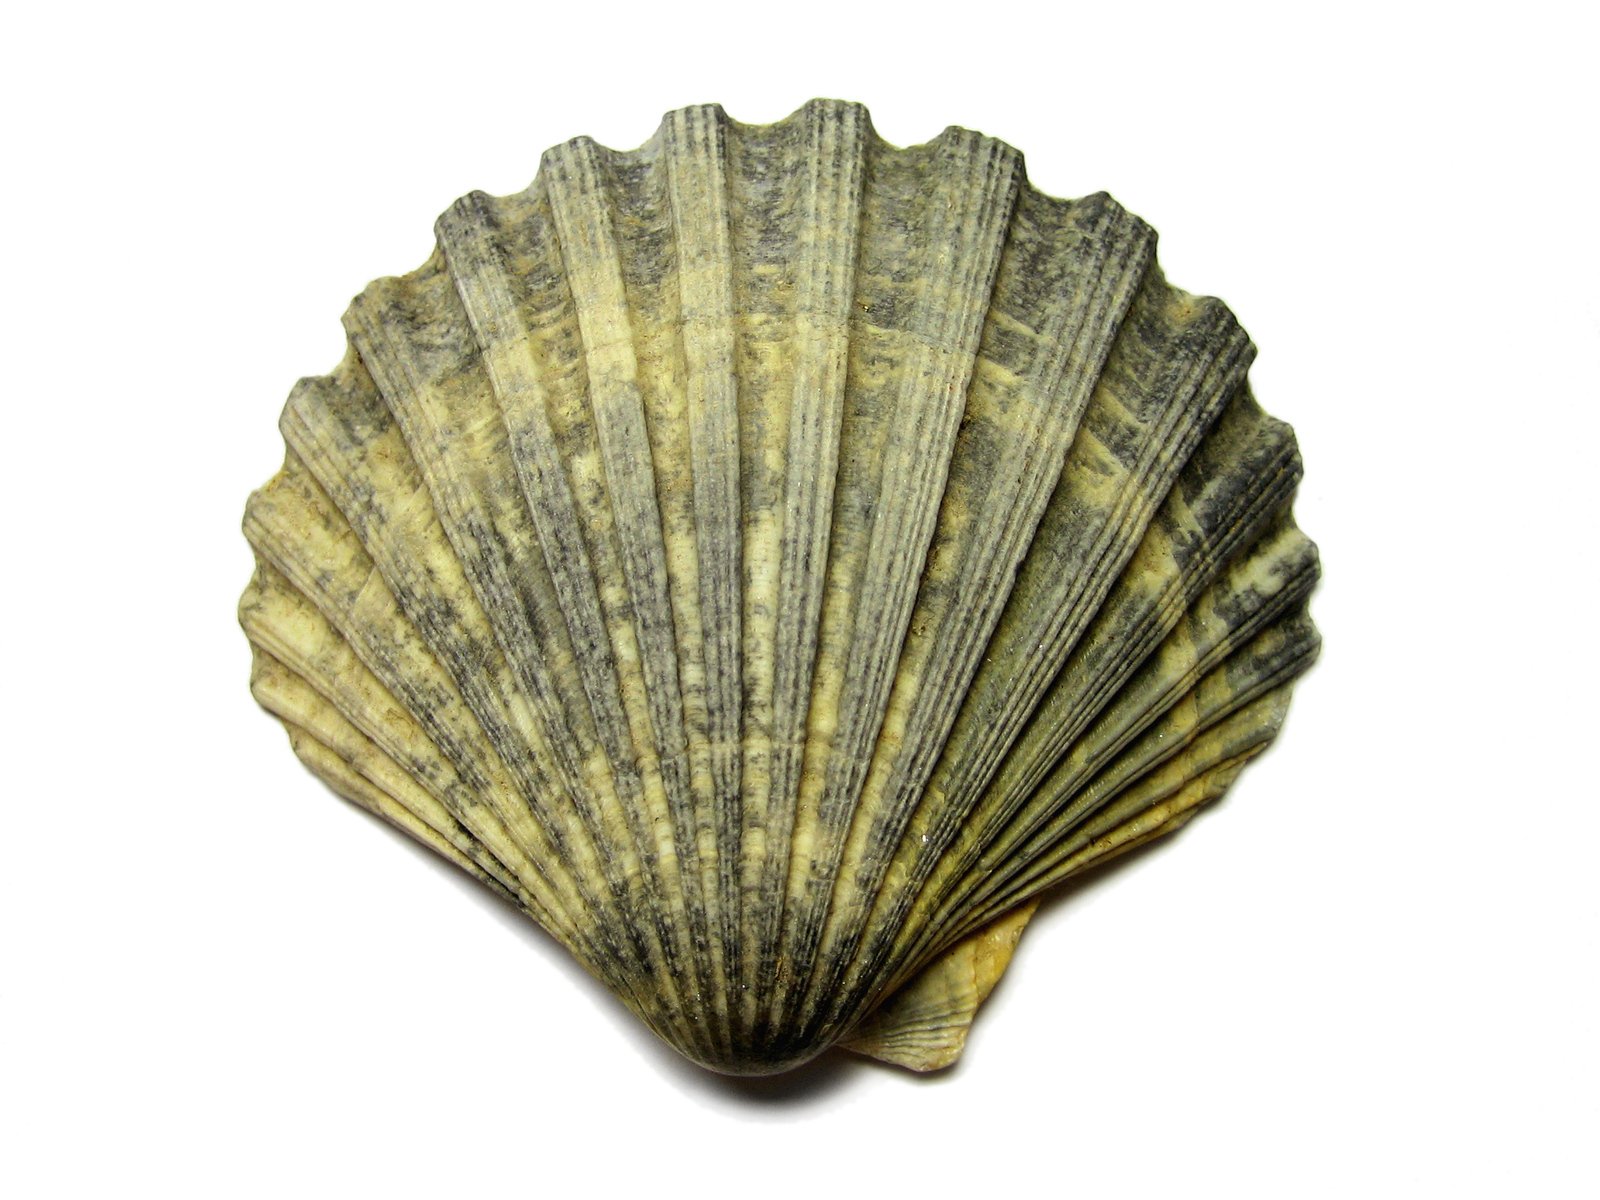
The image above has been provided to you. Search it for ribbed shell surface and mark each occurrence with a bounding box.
[241,100,1320,1074]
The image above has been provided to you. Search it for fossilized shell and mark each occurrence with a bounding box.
[240,99,1321,1076]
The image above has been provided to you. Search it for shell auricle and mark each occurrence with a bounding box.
[240,99,1321,1076]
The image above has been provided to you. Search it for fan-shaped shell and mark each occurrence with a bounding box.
[240,100,1320,1075]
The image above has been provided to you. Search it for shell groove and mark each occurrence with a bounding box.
[240,99,1320,1075]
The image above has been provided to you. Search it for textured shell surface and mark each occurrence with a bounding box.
[240,99,1321,1076]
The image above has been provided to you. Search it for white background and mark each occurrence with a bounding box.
[3,2,1596,1196]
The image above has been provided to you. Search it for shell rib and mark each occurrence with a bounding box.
[241,99,1320,1075]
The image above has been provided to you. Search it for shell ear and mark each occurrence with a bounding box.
[841,900,1040,1072]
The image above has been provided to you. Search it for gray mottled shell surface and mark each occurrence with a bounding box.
[240,99,1320,1075]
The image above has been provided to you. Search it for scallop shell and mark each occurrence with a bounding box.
[240,99,1320,1076]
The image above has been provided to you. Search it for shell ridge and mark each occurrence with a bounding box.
[240,572,660,1026]
[596,113,761,1051]
[734,103,874,1045]
[242,495,634,985]
[951,593,1322,929]
[813,195,1162,1023]
[274,716,522,907]
[720,109,811,1041]
[963,618,1318,930]
[927,293,1253,842]
[962,698,1290,937]
[242,550,619,982]
[866,287,1258,976]
[902,511,1316,967]
[1028,734,1279,892]
[813,271,1226,1011]
[808,196,1166,1035]
[454,173,729,1056]
[369,240,643,851]
[276,356,663,989]
[968,421,1307,857]
[989,301,1254,739]
[1025,703,1292,900]
[241,579,516,882]
[769,129,1022,1043]
[341,261,602,807]
[733,101,870,1052]
[279,369,571,819]
[659,103,745,998]
[1037,533,1322,819]
[337,261,682,997]
[436,186,714,1058]
[247,640,526,904]
[934,316,1260,819]
[662,103,747,1047]
[544,133,726,1047]
[1023,428,1307,789]
[337,257,687,1011]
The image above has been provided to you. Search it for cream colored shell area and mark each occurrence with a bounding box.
[240,99,1320,1075]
